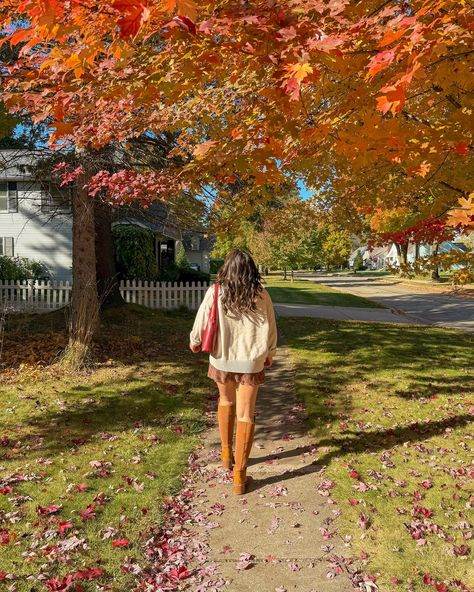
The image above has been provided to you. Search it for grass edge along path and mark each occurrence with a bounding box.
[264,277,384,308]
[279,316,473,592]
[0,305,214,591]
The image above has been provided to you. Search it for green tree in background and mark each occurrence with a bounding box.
[0,256,48,281]
[352,251,365,272]
[322,229,352,270]
[175,242,191,270]
[112,224,158,280]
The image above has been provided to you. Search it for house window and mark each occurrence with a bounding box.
[41,183,72,213]
[0,237,14,257]
[0,181,18,213]
[190,236,200,251]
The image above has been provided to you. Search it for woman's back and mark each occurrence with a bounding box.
[189,249,277,495]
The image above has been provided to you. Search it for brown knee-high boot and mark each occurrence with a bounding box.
[217,404,235,469]
[233,419,255,495]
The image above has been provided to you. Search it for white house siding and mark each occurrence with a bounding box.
[186,249,210,273]
[0,177,73,281]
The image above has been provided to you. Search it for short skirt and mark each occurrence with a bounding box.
[208,363,265,386]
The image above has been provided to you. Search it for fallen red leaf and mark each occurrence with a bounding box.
[37,504,62,516]
[80,504,97,522]
[57,520,73,535]
[112,538,130,548]
[73,567,104,580]
[169,565,190,580]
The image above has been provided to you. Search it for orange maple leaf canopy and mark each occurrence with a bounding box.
[0,0,472,237]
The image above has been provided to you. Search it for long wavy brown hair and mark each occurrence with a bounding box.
[217,249,263,315]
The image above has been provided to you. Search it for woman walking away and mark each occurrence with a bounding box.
[189,249,277,495]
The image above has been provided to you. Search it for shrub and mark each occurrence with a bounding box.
[160,263,209,284]
[0,256,49,281]
[210,259,224,274]
[175,243,191,270]
[352,251,366,272]
[112,224,158,280]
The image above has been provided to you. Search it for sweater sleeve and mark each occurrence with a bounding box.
[265,290,278,357]
[189,286,214,346]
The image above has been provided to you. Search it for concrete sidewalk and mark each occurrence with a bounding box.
[293,273,474,333]
[274,302,426,325]
[190,349,356,592]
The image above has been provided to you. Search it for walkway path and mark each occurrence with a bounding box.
[295,273,474,333]
[274,302,421,324]
[190,349,357,592]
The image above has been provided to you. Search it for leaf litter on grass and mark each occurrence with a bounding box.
[0,306,215,591]
[280,317,474,592]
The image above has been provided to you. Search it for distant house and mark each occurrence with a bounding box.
[349,241,469,270]
[178,232,214,273]
[0,149,213,280]
[364,245,397,269]
[385,241,468,268]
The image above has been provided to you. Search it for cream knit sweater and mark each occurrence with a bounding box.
[190,285,278,373]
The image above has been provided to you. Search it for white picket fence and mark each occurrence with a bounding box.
[0,280,209,312]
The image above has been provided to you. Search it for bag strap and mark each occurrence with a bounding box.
[212,282,219,320]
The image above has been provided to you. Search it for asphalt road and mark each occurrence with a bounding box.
[295,273,474,333]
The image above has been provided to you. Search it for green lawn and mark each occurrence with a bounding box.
[0,306,210,590]
[264,277,383,308]
[280,317,474,592]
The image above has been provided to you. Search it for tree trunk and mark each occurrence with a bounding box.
[63,161,100,368]
[290,269,294,282]
[283,268,287,280]
[414,242,420,261]
[397,242,409,265]
[431,243,440,281]
[94,200,124,308]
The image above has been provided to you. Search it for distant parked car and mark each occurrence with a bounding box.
[190,263,200,271]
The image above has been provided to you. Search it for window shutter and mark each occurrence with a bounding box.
[8,182,18,213]
[4,237,14,257]
[0,182,7,212]
[0,238,3,256]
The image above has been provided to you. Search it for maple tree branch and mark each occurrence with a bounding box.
[431,85,463,109]
[439,181,469,197]
[401,110,435,129]
[367,0,396,18]
[428,50,474,70]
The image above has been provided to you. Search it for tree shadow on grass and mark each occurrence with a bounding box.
[249,412,473,492]
[247,317,473,492]
[18,361,211,458]
[1,305,214,458]
[280,318,473,399]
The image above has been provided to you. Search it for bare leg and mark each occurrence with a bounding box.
[216,381,237,468]
[236,383,259,423]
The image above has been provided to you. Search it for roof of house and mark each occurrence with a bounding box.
[0,149,38,179]
[439,241,468,254]
[113,202,182,240]
[349,245,368,260]
[364,245,392,259]
[180,231,215,252]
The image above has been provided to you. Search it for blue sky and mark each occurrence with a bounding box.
[297,180,314,200]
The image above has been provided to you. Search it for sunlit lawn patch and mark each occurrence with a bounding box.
[280,317,473,592]
[264,277,383,308]
[0,306,210,590]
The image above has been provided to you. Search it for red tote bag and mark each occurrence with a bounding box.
[201,282,220,353]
